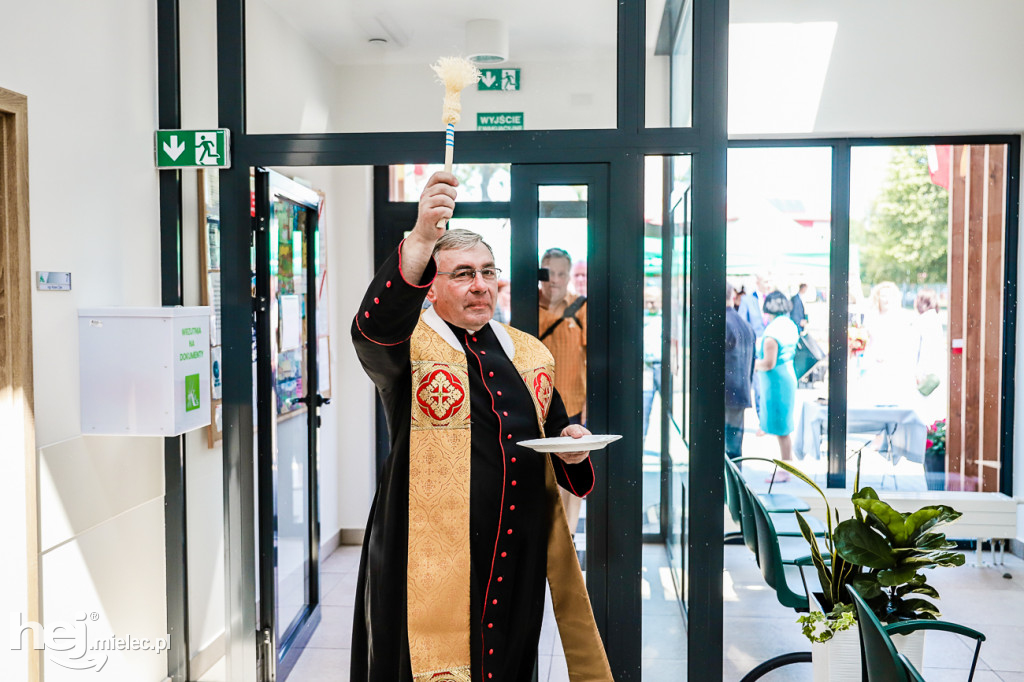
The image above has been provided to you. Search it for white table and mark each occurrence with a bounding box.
[793,401,928,464]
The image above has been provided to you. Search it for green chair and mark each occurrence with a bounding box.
[725,457,825,546]
[847,585,986,682]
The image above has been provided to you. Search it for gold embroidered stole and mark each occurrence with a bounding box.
[408,316,613,682]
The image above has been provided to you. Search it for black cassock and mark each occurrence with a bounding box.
[350,246,594,682]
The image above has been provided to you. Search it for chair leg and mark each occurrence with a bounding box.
[739,652,812,681]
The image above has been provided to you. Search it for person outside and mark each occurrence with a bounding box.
[738,271,773,430]
[350,173,611,682]
[859,281,915,402]
[754,291,800,482]
[538,247,588,538]
[571,259,588,297]
[913,290,947,489]
[790,283,808,330]
[725,282,756,466]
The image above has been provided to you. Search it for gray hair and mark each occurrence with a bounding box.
[541,247,572,266]
[432,228,495,259]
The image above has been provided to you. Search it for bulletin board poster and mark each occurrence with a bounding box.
[198,169,224,447]
[315,190,331,399]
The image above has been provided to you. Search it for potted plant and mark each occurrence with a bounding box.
[924,418,947,491]
[775,454,965,679]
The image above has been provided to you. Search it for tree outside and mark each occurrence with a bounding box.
[854,146,949,289]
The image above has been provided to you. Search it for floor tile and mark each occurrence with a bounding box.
[321,545,361,574]
[286,647,350,682]
[302,605,354,650]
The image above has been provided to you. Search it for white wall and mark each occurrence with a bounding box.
[730,0,1024,136]
[1,1,168,680]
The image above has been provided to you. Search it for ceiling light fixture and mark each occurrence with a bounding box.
[465,19,508,64]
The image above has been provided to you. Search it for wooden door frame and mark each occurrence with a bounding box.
[0,86,40,682]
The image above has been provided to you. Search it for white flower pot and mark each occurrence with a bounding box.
[892,629,926,672]
[811,626,862,682]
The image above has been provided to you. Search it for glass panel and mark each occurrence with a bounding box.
[647,0,693,128]
[849,144,1008,493]
[270,195,312,640]
[725,146,832,484]
[641,156,690,677]
[390,163,511,202]
[537,186,590,680]
[246,0,617,134]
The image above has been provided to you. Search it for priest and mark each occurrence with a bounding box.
[350,172,612,682]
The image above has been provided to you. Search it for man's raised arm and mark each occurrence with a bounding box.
[399,172,459,283]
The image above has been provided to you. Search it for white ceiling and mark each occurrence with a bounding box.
[258,0,620,65]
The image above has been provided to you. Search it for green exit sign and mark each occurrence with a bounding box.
[155,129,231,168]
[478,68,520,91]
[477,113,524,130]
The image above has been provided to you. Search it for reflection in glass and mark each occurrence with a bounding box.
[726,147,831,489]
[246,0,617,134]
[390,164,511,202]
[537,187,589,560]
[647,0,693,128]
[270,195,313,641]
[850,144,1007,493]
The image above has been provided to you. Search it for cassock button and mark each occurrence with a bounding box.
[501,552,507,558]
[497,577,503,582]
[489,648,494,655]
[503,411,508,416]
[511,480,517,486]
[480,350,486,355]
[492,599,498,605]
[364,311,370,318]
[473,337,478,342]
[507,434,512,440]
[488,623,494,629]
[373,297,379,304]
[511,457,516,463]
[386,280,391,288]
[507,529,513,534]
[489,371,494,377]
[496,391,502,396]
[488,674,493,679]
[509,505,515,511]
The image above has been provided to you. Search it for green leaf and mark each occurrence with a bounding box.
[795,511,834,604]
[899,598,942,619]
[853,486,879,501]
[915,532,953,551]
[899,584,940,599]
[904,506,961,538]
[835,519,896,569]
[850,577,883,600]
[852,499,906,542]
[877,566,919,587]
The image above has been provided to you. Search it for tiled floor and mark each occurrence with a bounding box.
[199,543,688,681]
[724,534,1024,681]
[199,538,1023,680]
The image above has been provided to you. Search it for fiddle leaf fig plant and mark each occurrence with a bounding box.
[773,452,964,629]
[834,496,963,622]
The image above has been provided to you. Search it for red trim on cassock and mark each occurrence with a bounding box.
[355,316,410,347]
[559,455,595,498]
[398,237,436,289]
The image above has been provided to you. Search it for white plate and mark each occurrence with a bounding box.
[516,434,622,453]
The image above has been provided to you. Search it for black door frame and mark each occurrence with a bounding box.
[157,0,729,680]
[253,168,325,680]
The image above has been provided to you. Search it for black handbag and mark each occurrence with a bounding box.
[793,332,826,380]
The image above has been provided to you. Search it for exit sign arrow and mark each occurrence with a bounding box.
[480,71,497,88]
[163,135,185,161]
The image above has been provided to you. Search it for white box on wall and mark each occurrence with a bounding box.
[79,307,212,436]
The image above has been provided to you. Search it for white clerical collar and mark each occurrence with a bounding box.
[422,305,515,361]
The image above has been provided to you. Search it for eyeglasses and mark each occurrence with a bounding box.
[437,267,502,283]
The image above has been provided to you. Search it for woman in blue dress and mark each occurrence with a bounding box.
[755,291,800,481]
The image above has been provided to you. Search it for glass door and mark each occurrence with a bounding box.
[510,163,628,675]
[253,168,324,681]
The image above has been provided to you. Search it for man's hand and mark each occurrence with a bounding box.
[555,423,591,465]
[400,172,458,283]
[411,172,458,245]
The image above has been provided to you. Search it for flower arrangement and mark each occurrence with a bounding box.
[926,419,946,457]
[848,325,869,355]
